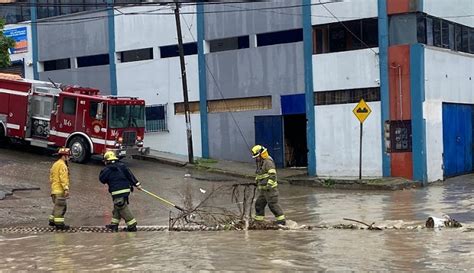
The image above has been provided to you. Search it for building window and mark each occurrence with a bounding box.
[174,96,273,114]
[455,24,463,51]
[43,58,71,71]
[416,14,473,54]
[314,87,380,106]
[145,104,168,132]
[432,18,442,47]
[461,26,470,53]
[77,54,109,68]
[470,29,474,54]
[441,20,450,48]
[208,96,272,113]
[62,97,76,115]
[160,42,197,58]
[119,48,153,63]
[208,36,250,53]
[361,19,378,47]
[257,29,303,47]
[174,101,200,115]
[312,18,378,54]
[314,25,329,54]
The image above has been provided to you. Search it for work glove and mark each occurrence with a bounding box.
[64,190,69,198]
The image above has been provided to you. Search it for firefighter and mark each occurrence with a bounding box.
[49,147,71,230]
[251,145,286,225]
[99,151,142,232]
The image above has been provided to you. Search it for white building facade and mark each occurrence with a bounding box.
[4,0,474,182]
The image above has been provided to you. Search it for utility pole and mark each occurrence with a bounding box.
[174,2,194,164]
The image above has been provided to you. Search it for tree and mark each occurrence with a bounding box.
[0,18,15,68]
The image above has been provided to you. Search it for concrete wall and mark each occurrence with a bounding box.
[204,0,302,40]
[424,47,474,181]
[315,102,382,177]
[206,43,305,162]
[114,5,202,157]
[312,48,381,177]
[36,11,111,93]
[313,48,380,91]
[204,1,306,163]
[311,0,378,25]
[423,0,474,27]
[41,67,111,95]
[37,11,109,60]
[114,5,197,50]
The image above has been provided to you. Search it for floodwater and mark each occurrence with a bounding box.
[1,147,473,271]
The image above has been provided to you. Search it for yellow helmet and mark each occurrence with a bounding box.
[104,151,118,161]
[57,147,71,156]
[251,145,267,158]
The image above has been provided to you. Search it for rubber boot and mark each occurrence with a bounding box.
[126,224,137,232]
[55,224,70,230]
[105,224,119,232]
[276,220,286,226]
[49,221,55,227]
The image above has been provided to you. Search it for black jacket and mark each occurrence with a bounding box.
[99,161,140,199]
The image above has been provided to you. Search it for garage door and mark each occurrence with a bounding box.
[442,103,473,177]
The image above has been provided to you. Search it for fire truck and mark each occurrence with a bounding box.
[0,73,149,163]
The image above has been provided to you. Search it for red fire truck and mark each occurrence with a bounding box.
[0,73,149,163]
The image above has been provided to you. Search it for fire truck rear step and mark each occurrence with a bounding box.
[25,138,55,148]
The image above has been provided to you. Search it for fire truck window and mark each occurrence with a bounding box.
[63,97,76,115]
[130,105,145,128]
[90,101,98,118]
[109,105,128,128]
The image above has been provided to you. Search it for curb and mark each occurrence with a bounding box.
[132,155,188,167]
[288,178,423,191]
[187,164,255,180]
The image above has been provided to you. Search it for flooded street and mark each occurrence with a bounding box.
[1,147,473,271]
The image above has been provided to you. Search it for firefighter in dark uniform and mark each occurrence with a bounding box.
[99,151,142,232]
[251,145,286,225]
[49,147,71,230]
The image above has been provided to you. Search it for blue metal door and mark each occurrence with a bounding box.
[442,103,473,177]
[255,116,284,168]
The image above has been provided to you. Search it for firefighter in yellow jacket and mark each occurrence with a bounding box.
[251,145,286,225]
[49,147,71,230]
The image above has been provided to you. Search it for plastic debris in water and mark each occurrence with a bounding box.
[199,188,206,194]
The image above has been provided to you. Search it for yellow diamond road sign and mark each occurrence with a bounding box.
[353,99,372,123]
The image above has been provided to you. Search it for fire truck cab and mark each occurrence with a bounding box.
[0,74,149,163]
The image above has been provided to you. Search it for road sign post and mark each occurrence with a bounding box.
[352,99,372,180]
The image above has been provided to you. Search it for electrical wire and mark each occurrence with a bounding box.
[6,1,473,26]
[318,0,377,55]
[180,11,252,150]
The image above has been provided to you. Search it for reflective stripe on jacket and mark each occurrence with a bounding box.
[50,159,70,195]
[255,156,277,190]
[99,161,139,199]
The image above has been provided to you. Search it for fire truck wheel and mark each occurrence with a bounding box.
[68,136,91,163]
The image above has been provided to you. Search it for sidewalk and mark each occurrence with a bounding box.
[134,150,422,190]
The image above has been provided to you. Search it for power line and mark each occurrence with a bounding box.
[318,0,378,55]
[180,12,252,150]
[7,1,473,26]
